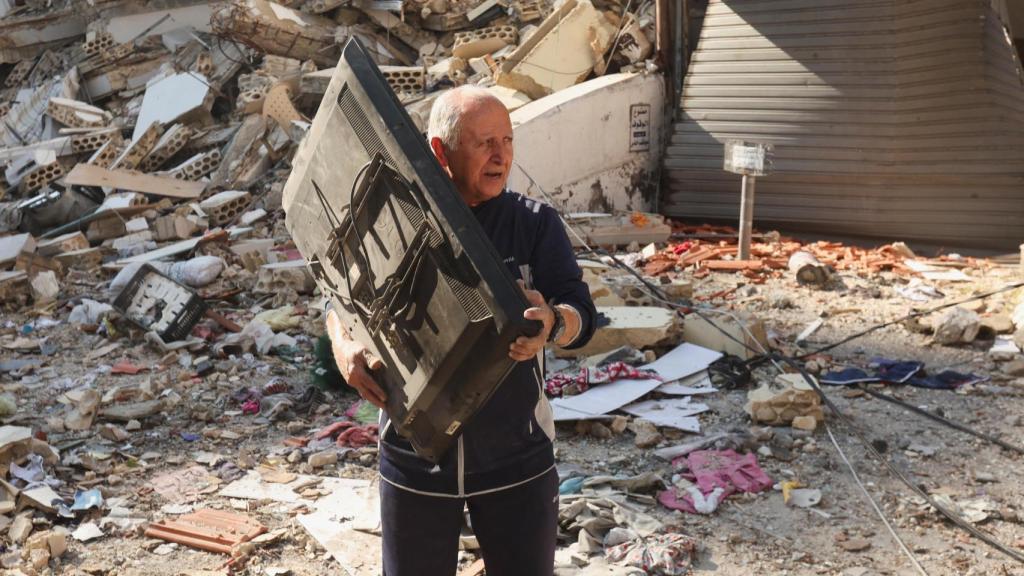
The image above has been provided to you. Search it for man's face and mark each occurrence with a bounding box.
[433,99,513,207]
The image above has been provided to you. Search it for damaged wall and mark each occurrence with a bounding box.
[508,72,664,213]
[662,0,1024,249]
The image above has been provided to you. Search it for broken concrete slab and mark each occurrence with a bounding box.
[0,233,36,269]
[507,72,665,213]
[683,311,768,360]
[496,0,616,100]
[562,212,671,248]
[100,2,214,43]
[555,306,680,358]
[132,73,214,142]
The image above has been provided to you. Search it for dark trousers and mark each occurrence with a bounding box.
[380,467,559,576]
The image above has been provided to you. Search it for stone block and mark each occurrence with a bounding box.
[556,305,680,357]
[683,311,767,360]
[87,217,127,243]
[37,232,89,257]
[153,215,199,242]
[746,373,824,427]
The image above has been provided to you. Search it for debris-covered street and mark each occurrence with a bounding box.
[2,0,1024,575]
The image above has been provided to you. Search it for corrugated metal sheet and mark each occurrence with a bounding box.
[662,0,1024,248]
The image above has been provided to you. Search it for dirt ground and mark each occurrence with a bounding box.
[3,244,1024,576]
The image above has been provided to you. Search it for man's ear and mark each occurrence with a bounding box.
[429,136,449,169]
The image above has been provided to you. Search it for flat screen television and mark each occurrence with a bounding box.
[282,38,540,463]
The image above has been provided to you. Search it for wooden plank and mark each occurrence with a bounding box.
[64,164,205,199]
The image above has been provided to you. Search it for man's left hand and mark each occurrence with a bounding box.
[509,280,552,361]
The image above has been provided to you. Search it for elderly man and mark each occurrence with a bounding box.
[326,85,596,576]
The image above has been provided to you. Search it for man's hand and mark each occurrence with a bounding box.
[509,280,553,362]
[327,309,388,409]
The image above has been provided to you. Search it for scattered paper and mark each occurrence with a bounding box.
[621,398,709,433]
[656,372,716,396]
[904,260,971,282]
[552,343,721,421]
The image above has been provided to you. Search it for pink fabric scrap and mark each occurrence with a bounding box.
[657,449,772,514]
[240,399,261,415]
[545,361,661,397]
[315,420,379,448]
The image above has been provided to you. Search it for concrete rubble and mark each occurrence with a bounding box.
[0,1,1022,575]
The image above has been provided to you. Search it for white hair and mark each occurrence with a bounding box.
[427,86,502,152]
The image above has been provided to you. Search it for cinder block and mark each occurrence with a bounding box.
[165,149,222,181]
[199,190,251,227]
[111,122,163,171]
[4,60,33,88]
[453,25,518,59]
[140,124,193,172]
[87,140,123,168]
[82,32,115,56]
[255,261,315,294]
[18,162,65,195]
[47,98,111,128]
[379,66,425,95]
[70,129,123,155]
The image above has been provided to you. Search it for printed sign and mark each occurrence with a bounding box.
[723,140,773,176]
[629,104,651,152]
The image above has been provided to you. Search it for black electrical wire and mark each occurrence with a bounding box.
[855,384,1024,456]
[777,354,1024,564]
[574,237,1024,564]
[792,281,1024,361]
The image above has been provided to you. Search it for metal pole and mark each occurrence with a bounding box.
[738,175,756,260]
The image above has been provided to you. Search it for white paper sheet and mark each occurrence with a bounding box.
[621,398,709,433]
[656,371,716,395]
[551,343,721,420]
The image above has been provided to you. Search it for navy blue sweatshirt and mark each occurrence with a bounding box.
[379,190,596,496]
